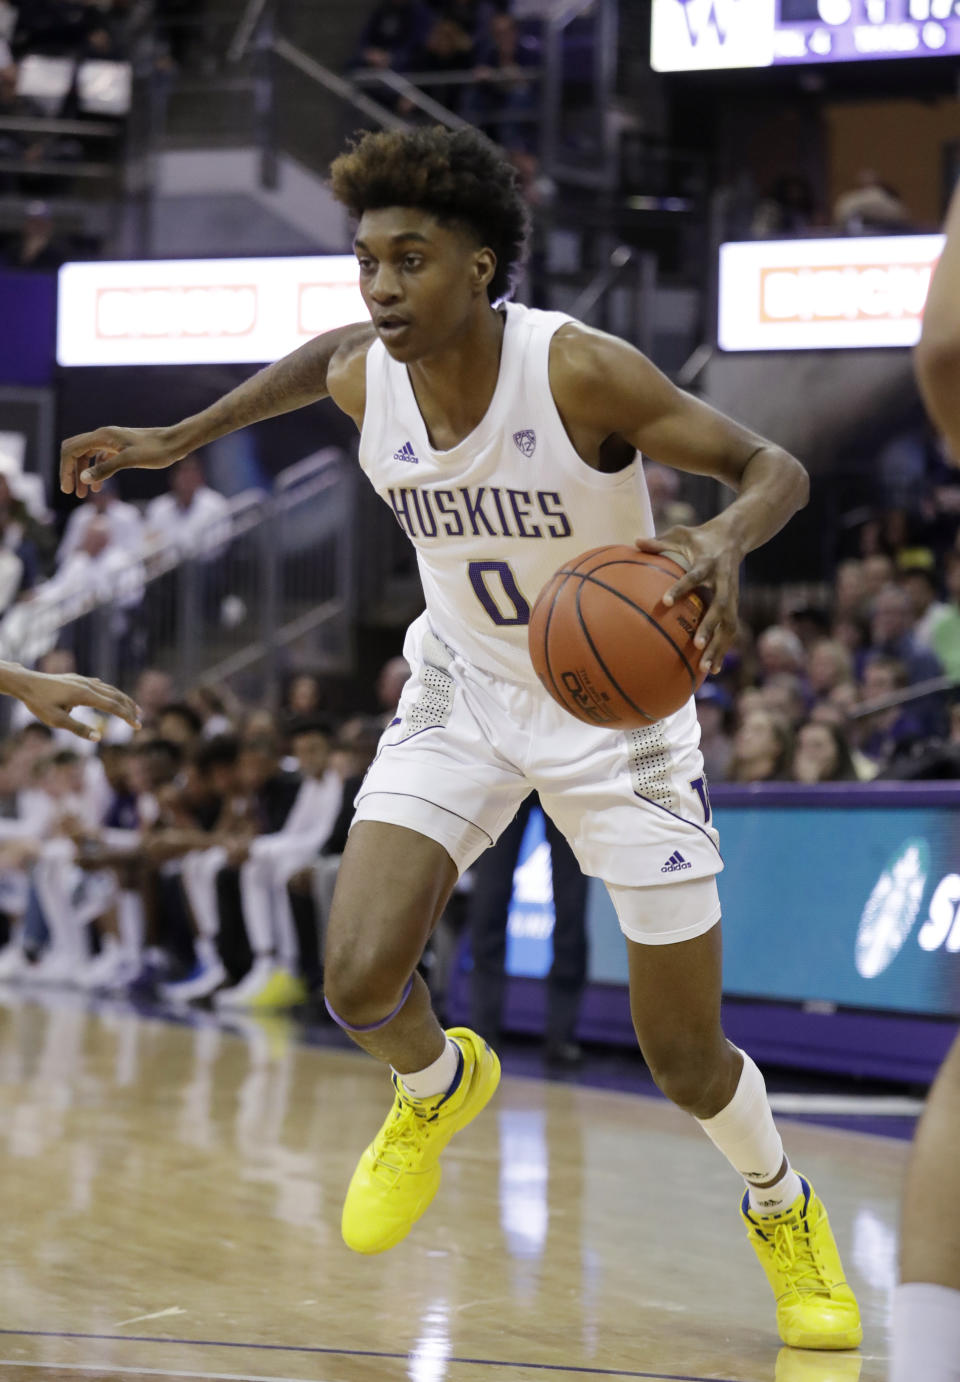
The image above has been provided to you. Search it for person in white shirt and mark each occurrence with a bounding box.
[169,720,343,1008]
[56,482,143,568]
[143,453,229,559]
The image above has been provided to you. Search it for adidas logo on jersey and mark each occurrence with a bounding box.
[660,850,692,873]
[393,441,419,465]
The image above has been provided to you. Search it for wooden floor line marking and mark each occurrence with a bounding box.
[0,1362,716,1382]
[0,1332,732,1381]
[0,1364,313,1382]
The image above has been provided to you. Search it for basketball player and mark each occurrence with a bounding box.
[0,658,139,739]
[890,183,960,1382]
[60,126,861,1351]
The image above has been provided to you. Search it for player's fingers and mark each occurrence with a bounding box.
[696,599,737,674]
[636,534,697,606]
[60,431,119,495]
[662,563,709,607]
[79,453,124,488]
[43,707,101,741]
[700,625,734,676]
[72,680,142,729]
[634,537,692,569]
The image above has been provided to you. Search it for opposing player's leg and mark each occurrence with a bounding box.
[324,819,501,1254]
[891,1031,960,1382]
[615,878,861,1351]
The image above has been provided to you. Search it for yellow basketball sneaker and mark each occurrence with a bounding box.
[341,1027,501,1254]
[741,1175,863,1350]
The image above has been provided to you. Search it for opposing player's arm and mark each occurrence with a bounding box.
[0,661,141,740]
[552,326,809,673]
[60,322,375,496]
[915,183,960,460]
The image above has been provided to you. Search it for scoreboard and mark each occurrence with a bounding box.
[652,0,960,70]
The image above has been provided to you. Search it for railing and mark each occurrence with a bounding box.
[850,672,959,721]
[570,244,656,357]
[270,36,409,134]
[0,449,357,702]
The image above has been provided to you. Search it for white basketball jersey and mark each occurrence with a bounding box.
[358,301,656,685]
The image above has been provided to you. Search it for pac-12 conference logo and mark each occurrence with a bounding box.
[856,839,929,979]
[513,429,536,457]
[651,0,776,71]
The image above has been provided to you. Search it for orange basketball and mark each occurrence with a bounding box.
[527,545,709,727]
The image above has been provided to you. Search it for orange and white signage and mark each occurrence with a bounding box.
[57,256,366,366]
[718,235,944,352]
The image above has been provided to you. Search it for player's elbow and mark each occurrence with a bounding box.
[794,456,810,511]
[776,449,809,513]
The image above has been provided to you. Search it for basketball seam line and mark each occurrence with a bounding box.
[574,578,656,723]
[558,564,698,691]
[540,546,608,713]
[540,571,568,710]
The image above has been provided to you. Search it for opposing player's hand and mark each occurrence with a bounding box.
[60,425,187,498]
[634,524,741,676]
[15,669,142,741]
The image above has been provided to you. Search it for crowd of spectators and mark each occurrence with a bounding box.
[349,0,542,169]
[0,0,137,261]
[694,546,960,785]
[0,654,400,1008]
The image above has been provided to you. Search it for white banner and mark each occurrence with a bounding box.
[718,235,944,352]
[57,256,367,366]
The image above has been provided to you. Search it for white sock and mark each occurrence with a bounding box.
[891,1283,960,1382]
[697,1048,803,1215]
[397,1037,461,1101]
[118,892,144,960]
[195,935,218,967]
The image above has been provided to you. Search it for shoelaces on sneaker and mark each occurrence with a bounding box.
[772,1218,831,1296]
[371,1092,446,1180]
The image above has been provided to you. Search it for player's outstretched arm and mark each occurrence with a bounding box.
[915,184,960,460]
[60,321,375,497]
[0,661,141,740]
[550,326,809,674]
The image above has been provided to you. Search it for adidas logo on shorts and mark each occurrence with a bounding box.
[660,850,692,873]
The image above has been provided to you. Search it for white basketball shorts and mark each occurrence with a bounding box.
[353,613,724,944]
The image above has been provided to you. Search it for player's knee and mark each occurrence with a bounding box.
[639,1034,728,1113]
[323,942,412,1028]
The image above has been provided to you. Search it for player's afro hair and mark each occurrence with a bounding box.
[329,125,529,303]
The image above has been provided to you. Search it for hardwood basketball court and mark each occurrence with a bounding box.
[0,991,903,1382]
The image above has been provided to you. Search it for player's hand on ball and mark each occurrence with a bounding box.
[60,425,188,498]
[634,524,740,676]
[17,669,142,741]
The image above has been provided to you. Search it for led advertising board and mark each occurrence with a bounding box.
[718,235,942,351]
[57,256,366,366]
[511,796,960,1018]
